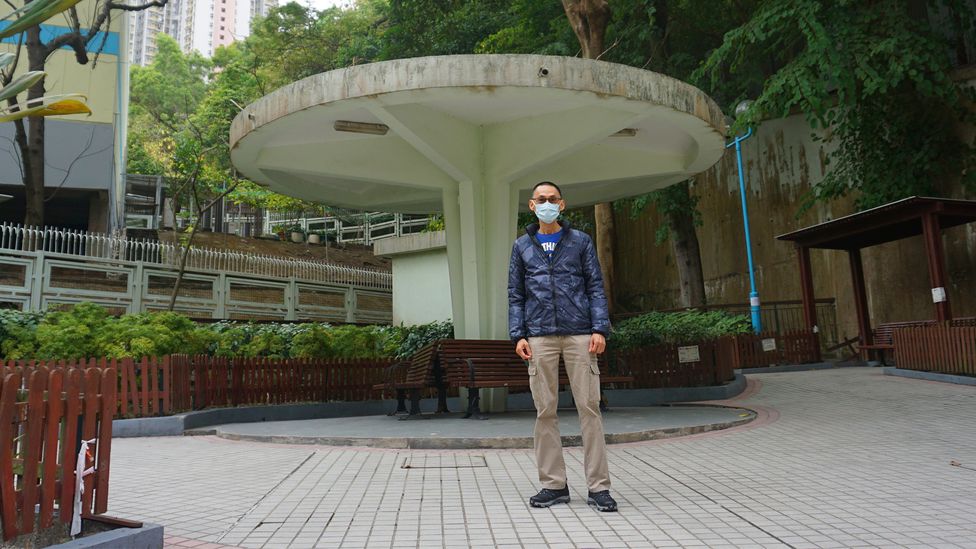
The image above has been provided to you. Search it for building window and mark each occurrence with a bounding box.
[220,34,225,39]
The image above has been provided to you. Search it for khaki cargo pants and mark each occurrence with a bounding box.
[527,334,610,493]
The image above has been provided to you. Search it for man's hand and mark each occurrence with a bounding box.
[588,333,606,355]
[515,338,532,360]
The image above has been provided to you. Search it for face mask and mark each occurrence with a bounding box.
[534,202,560,224]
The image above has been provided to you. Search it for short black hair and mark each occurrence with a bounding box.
[532,181,563,197]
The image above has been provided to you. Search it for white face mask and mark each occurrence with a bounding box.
[534,202,560,224]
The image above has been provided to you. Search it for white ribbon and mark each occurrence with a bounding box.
[70,438,96,537]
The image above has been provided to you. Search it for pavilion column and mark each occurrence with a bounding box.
[796,244,821,361]
[796,244,818,332]
[921,212,952,322]
[442,185,466,339]
[847,248,872,347]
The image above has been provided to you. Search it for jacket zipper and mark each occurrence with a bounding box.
[531,227,569,324]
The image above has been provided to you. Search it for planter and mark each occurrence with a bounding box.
[290,231,304,243]
[307,233,321,244]
[276,231,286,241]
[2,515,163,549]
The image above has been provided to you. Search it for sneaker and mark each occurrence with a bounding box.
[587,490,618,512]
[529,486,570,508]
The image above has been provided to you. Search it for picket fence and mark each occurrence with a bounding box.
[893,325,976,376]
[0,367,115,541]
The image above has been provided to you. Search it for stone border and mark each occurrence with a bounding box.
[48,522,163,549]
[882,367,976,386]
[205,404,757,449]
[114,375,746,438]
[738,361,867,375]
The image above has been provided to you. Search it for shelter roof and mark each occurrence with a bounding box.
[776,197,976,250]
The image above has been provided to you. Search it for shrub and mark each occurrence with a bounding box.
[0,303,455,361]
[393,320,454,359]
[611,310,751,350]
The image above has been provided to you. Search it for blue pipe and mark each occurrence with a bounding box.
[726,127,761,333]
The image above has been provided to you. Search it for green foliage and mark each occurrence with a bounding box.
[0,304,452,361]
[619,180,701,244]
[611,310,751,349]
[393,320,454,360]
[696,0,976,210]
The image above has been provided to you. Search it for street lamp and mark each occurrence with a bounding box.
[726,100,761,333]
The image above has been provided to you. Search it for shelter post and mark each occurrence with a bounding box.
[848,248,873,348]
[921,211,952,322]
[796,244,818,334]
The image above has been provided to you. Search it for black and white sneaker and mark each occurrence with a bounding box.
[529,487,571,508]
[587,490,618,512]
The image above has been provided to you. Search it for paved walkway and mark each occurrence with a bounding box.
[108,368,976,548]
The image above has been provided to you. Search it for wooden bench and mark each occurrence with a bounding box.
[436,339,634,419]
[861,320,935,364]
[372,342,442,417]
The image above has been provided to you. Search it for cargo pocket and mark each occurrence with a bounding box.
[589,355,600,375]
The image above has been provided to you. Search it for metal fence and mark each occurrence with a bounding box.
[264,212,431,245]
[0,223,391,290]
[0,224,392,323]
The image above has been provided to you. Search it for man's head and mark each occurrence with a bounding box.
[529,181,565,219]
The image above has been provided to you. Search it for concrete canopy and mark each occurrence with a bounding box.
[231,55,726,339]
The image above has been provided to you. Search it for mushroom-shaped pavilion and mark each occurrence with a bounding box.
[231,55,727,339]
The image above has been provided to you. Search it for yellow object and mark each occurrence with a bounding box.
[0,94,90,122]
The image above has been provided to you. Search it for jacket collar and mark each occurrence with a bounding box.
[525,219,572,238]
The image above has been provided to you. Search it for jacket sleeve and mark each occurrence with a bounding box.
[581,235,610,336]
[508,241,527,342]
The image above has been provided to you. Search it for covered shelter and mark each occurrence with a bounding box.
[230,54,727,341]
[777,196,976,355]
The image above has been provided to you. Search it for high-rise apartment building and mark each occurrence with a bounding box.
[128,0,277,65]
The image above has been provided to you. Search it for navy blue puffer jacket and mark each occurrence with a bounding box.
[508,221,610,341]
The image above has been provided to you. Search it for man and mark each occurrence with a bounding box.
[508,181,618,512]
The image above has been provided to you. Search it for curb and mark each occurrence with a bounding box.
[113,375,747,438]
[882,367,976,386]
[737,361,867,375]
[202,405,757,449]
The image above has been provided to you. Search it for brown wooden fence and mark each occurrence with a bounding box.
[613,339,736,388]
[180,355,394,409]
[723,331,821,369]
[0,367,115,541]
[893,325,976,376]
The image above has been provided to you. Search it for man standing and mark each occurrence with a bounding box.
[508,181,618,512]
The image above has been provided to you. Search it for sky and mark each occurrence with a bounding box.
[307,0,352,10]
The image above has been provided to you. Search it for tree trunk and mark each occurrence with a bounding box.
[24,26,46,227]
[561,0,617,313]
[666,184,706,307]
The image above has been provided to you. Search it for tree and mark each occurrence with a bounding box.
[1,0,177,227]
[697,0,976,211]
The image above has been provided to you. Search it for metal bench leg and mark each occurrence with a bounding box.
[389,388,408,416]
[463,389,488,420]
[599,391,610,413]
[398,388,430,420]
[436,384,450,414]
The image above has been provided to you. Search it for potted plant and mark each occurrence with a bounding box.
[307,229,325,244]
[286,224,305,243]
[272,224,287,241]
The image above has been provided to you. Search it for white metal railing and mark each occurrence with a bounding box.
[0,223,392,290]
[264,212,431,245]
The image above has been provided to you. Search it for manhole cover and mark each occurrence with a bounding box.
[401,455,488,469]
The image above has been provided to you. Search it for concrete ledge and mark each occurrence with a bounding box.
[373,231,446,257]
[50,522,163,549]
[114,376,747,438]
[209,406,756,449]
[883,367,976,386]
[738,361,866,375]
